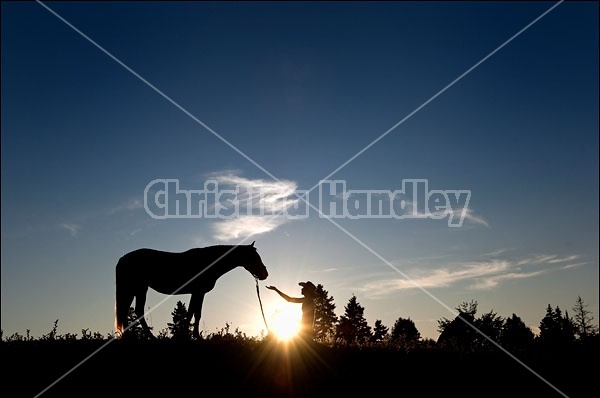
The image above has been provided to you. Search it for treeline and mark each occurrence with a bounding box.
[2,287,597,355]
[309,287,598,353]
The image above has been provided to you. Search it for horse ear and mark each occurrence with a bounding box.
[250,241,255,247]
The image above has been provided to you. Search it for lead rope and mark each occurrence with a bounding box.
[255,278,270,334]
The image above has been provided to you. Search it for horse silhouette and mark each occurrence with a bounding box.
[115,241,268,339]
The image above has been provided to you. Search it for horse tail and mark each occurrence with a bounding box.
[115,257,132,337]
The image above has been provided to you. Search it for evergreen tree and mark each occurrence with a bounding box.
[538,304,576,346]
[313,284,338,344]
[370,319,389,344]
[562,310,577,344]
[538,304,560,345]
[168,300,192,341]
[336,295,372,346]
[500,313,534,352]
[391,317,421,350]
[572,296,598,341]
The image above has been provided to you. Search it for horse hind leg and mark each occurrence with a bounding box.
[116,291,134,336]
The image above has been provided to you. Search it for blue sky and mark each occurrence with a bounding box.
[1,1,598,340]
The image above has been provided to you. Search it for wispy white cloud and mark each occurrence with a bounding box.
[469,270,546,289]
[207,172,299,212]
[108,198,143,214]
[358,252,589,298]
[213,217,289,242]
[460,209,490,228]
[207,172,300,242]
[482,248,513,257]
[360,260,511,296]
[402,200,489,228]
[547,255,580,264]
[59,223,80,237]
[561,262,588,270]
[515,254,579,266]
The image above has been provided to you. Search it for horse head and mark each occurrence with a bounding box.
[243,241,268,280]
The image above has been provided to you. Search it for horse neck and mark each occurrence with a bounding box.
[219,256,243,275]
[209,246,245,276]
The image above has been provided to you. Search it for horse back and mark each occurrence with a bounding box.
[116,248,225,294]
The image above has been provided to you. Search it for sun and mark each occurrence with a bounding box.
[270,304,301,341]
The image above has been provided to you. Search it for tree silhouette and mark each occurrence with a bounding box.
[336,295,372,346]
[168,300,192,341]
[370,319,389,344]
[538,305,560,345]
[572,296,598,341]
[474,310,503,351]
[391,317,421,350]
[437,300,478,351]
[500,313,534,352]
[538,304,576,347]
[562,310,577,344]
[124,307,148,339]
[313,284,338,344]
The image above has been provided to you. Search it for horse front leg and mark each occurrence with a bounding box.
[188,292,205,339]
[135,287,156,339]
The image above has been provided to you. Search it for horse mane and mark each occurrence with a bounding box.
[184,244,253,255]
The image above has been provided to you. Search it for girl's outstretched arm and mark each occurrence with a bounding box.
[266,286,303,303]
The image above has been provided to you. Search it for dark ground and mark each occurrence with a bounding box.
[1,338,596,398]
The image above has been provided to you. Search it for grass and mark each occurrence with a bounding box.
[1,323,597,398]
